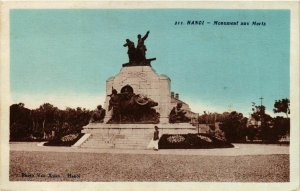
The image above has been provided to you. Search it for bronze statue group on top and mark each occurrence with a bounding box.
[123,31,156,67]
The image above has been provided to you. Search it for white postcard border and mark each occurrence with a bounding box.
[0,1,299,191]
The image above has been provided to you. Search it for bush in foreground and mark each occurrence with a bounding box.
[159,133,234,149]
[44,133,84,147]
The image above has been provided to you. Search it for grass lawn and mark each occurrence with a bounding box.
[10,151,289,182]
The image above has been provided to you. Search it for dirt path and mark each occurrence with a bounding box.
[9,142,289,156]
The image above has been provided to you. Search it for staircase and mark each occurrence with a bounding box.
[113,134,152,149]
[80,133,114,149]
[78,123,197,149]
[80,132,152,149]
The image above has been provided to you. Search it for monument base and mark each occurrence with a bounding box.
[77,123,197,149]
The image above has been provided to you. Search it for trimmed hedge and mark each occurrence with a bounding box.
[158,133,234,149]
[44,133,84,147]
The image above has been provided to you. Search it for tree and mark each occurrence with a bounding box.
[246,125,257,142]
[251,103,273,126]
[10,103,31,140]
[36,103,59,139]
[219,111,248,142]
[273,98,290,118]
[198,111,229,124]
[251,102,278,142]
[273,116,290,138]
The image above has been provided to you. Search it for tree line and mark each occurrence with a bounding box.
[10,103,93,141]
[10,98,290,143]
[198,98,290,143]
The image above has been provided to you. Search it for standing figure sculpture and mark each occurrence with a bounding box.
[108,88,121,122]
[123,31,155,67]
[136,31,150,62]
[123,39,136,63]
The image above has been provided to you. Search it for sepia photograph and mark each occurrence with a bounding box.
[0,1,299,191]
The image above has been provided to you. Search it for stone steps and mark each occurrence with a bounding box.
[83,139,149,144]
[78,123,198,149]
[80,133,152,149]
[81,144,114,149]
[114,145,148,149]
[121,140,150,143]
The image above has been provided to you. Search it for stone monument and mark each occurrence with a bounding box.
[103,66,171,124]
[76,31,198,149]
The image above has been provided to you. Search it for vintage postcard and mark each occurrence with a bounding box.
[0,1,299,191]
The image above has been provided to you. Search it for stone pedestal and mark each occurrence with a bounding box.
[76,65,200,149]
[103,66,171,124]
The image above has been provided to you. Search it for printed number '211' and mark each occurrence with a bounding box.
[175,21,184,25]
